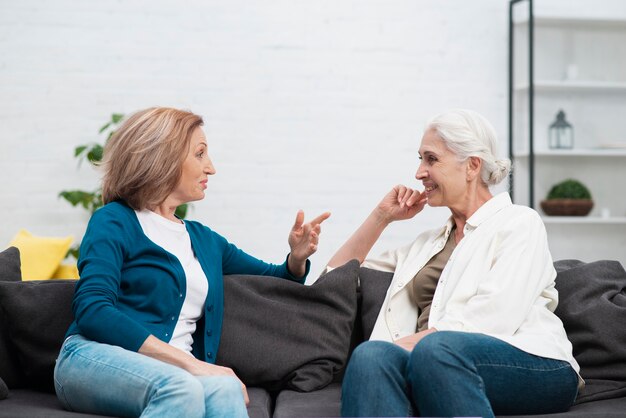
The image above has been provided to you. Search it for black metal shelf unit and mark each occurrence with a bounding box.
[508,0,535,207]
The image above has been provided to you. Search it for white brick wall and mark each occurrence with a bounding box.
[1,0,623,280]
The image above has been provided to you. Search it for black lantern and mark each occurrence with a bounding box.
[548,110,574,149]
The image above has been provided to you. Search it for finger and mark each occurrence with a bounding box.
[240,382,249,406]
[397,185,410,206]
[405,189,422,207]
[309,211,331,226]
[399,187,413,208]
[292,210,304,231]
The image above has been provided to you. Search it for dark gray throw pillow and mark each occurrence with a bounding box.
[359,267,394,340]
[0,376,8,400]
[0,280,76,392]
[217,260,359,392]
[554,259,626,404]
[0,246,22,282]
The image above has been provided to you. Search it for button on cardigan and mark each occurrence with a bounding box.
[66,200,308,364]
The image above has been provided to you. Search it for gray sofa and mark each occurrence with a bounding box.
[1,245,626,417]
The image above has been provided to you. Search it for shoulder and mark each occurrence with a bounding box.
[91,200,134,221]
[502,204,544,228]
[85,201,139,236]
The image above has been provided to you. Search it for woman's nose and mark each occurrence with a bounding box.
[206,158,216,175]
[415,164,426,180]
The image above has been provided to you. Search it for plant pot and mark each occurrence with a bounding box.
[540,199,594,216]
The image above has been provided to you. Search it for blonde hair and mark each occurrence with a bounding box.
[101,107,204,210]
[427,109,511,186]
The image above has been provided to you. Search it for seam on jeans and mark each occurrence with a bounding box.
[474,362,573,372]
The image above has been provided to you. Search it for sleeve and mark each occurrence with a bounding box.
[216,232,310,284]
[362,246,403,272]
[435,211,557,336]
[72,208,151,352]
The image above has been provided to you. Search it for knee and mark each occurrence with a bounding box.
[408,332,468,379]
[155,373,206,417]
[204,376,243,401]
[200,376,247,418]
[348,341,394,373]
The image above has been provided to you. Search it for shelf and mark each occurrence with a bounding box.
[514,148,626,158]
[542,216,626,225]
[514,16,626,29]
[515,80,626,93]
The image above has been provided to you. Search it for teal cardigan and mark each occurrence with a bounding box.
[66,201,309,363]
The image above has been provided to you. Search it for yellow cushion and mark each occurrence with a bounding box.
[51,263,80,280]
[8,229,73,281]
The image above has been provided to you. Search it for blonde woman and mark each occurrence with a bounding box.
[332,109,580,417]
[54,107,330,418]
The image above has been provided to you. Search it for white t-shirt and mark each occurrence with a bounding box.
[135,209,209,355]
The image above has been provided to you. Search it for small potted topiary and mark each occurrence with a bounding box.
[540,179,594,216]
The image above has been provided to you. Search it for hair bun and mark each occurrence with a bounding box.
[489,158,511,185]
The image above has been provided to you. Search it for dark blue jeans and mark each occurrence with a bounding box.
[341,331,578,417]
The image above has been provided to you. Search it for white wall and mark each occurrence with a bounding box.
[0,0,623,280]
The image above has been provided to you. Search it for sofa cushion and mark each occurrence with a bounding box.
[0,247,28,389]
[358,267,394,340]
[554,259,626,404]
[0,376,7,400]
[0,280,76,392]
[0,389,116,418]
[246,387,273,418]
[0,247,22,282]
[217,260,359,392]
[273,382,342,418]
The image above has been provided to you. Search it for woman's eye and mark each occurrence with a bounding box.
[197,151,204,158]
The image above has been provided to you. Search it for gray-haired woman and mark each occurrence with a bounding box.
[329,109,580,417]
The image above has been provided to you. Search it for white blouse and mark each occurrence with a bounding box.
[364,192,580,374]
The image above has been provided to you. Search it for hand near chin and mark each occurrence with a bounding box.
[375,185,427,224]
[287,210,331,277]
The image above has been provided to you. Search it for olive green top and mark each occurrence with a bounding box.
[409,227,457,332]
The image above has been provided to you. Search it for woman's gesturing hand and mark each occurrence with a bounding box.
[374,185,427,225]
[287,210,331,277]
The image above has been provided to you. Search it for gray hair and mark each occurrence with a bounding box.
[426,109,511,186]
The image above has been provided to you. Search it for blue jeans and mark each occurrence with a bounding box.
[341,331,578,417]
[54,335,248,418]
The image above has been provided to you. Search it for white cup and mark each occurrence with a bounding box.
[601,208,611,219]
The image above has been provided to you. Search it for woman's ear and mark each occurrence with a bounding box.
[466,156,482,181]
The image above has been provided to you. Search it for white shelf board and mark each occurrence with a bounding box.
[514,16,626,29]
[542,216,626,225]
[515,80,626,93]
[515,148,626,158]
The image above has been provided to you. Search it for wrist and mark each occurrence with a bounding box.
[371,207,393,227]
[287,253,307,278]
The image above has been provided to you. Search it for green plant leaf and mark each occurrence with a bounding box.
[547,179,592,200]
[66,245,80,260]
[74,145,88,157]
[98,122,111,134]
[86,144,104,164]
[111,113,124,123]
[175,204,188,219]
